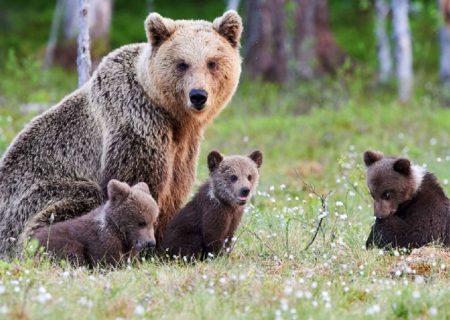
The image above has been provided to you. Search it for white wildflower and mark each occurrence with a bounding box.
[134,305,145,316]
[366,304,381,315]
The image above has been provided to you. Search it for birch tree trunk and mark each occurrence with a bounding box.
[77,0,92,87]
[43,0,65,69]
[147,0,155,12]
[439,0,450,86]
[375,0,392,83]
[392,0,413,102]
[226,0,240,11]
[294,0,317,79]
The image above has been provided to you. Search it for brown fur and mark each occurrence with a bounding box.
[0,11,243,258]
[160,150,262,260]
[31,180,159,267]
[364,150,450,249]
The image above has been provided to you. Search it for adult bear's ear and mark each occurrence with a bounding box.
[108,179,131,203]
[248,150,263,168]
[208,150,224,172]
[213,10,243,48]
[145,13,176,47]
[133,182,150,194]
[363,150,383,167]
[393,158,411,176]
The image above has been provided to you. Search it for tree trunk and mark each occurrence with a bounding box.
[294,0,317,79]
[375,0,393,83]
[392,0,413,102]
[226,0,240,11]
[314,0,346,75]
[439,0,450,86]
[43,0,65,69]
[77,0,92,87]
[244,0,288,83]
[147,0,155,12]
[293,0,346,77]
[44,0,111,69]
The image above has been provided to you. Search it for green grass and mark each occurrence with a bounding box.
[0,57,450,319]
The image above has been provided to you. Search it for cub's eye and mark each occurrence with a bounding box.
[177,62,189,72]
[248,175,252,181]
[381,191,391,200]
[138,221,147,228]
[230,175,238,183]
[207,60,217,71]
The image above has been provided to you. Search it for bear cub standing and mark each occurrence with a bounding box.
[160,150,263,260]
[364,150,450,249]
[32,180,159,267]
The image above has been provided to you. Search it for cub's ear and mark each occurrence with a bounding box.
[363,150,384,167]
[108,180,131,203]
[248,150,263,168]
[393,158,411,176]
[133,182,150,194]
[207,150,224,172]
[145,13,176,47]
[213,10,243,48]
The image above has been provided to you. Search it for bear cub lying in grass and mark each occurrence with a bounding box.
[32,180,159,267]
[364,150,450,249]
[160,150,263,260]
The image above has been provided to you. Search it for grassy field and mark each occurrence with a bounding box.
[0,56,450,319]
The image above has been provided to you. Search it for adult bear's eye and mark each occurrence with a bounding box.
[230,175,238,183]
[177,62,189,72]
[138,221,147,227]
[207,60,217,71]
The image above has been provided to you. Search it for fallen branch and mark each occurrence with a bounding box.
[302,182,331,251]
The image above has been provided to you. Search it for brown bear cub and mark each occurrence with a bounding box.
[364,150,450,249]
[160,150,263,260]
[31,180,159,267]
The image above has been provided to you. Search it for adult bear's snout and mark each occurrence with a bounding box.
[189,89,208,110]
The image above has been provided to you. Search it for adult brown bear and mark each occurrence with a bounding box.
[0,11,243,258]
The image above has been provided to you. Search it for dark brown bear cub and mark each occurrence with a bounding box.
[32,180,159,267]
[160,150,263,260]
[364,150,450,249]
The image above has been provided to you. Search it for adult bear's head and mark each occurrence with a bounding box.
[139,11,243,124]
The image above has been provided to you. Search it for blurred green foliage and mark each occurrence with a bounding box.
[0,0,442,72]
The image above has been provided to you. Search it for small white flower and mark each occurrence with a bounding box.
[134,305,145,316]
[412,291,421,299]
[284,286,293,296]
[335,201,344,207]
[366,304,381,315]
[414,276,425,284]
[429,306,438,316]
[37,292,52,304]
